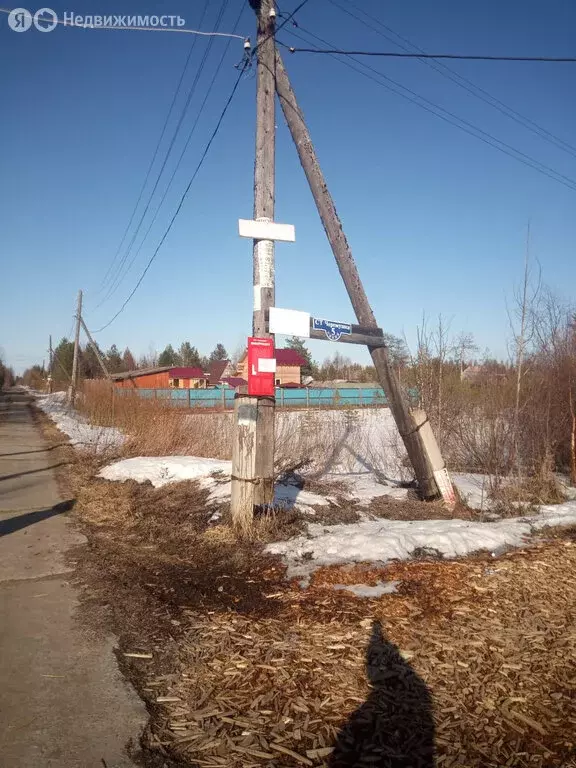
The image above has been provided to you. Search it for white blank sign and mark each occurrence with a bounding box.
[269,307,311,338]
[238,219,296,242]
[258,358,277,373]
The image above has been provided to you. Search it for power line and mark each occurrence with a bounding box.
[94,0,212,298]
[96,0,228,306]
[283,46,576,63]
[277,28,576,192]
[94,0,231,308]
[90,63,248,334]
[250,0,312,56]
[327,0,576,159]
[0,6,247,39]
[105,1,248,290]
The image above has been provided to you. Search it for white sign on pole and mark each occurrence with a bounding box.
[258,358,277,373]
[238,219,296,242]
[269,307,311,338]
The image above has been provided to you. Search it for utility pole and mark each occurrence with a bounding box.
[48,334,53,393]
[231,0,277,529]
[80,316,110,380]
[251,0,276,339]
[275,50,444,500]
[68,289,82,405]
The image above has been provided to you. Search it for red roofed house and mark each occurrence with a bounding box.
[112,366,207,389]
[207,359,235,386]
[235,348,306,387]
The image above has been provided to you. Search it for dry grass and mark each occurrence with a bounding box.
[55,428,576,768]
[37,392,576,767]
[79,497,576,768]
[491,472,567,510]
[78,381,233,458]
[77,382,403,483]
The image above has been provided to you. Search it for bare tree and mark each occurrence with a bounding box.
[433,314,453,446]
[453,332,478,378]
[508,223,541,471]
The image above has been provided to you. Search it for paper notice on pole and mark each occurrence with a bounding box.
[256,239,274,288]
[258,357,277,373]
[434,467,456,504]
[253,286,261,311]
[238,403,257,425]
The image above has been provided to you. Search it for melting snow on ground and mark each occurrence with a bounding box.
[47,396,576,581]
[266,501,576,579]
[98,455,329,512]
[332,581,400,598]
[36,392,125,452]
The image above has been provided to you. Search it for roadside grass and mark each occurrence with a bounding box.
[34,400,576,768]
[76,467,576,768]
[35,402,576,768]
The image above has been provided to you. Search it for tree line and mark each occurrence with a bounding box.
[19,329,478,388]
[20,340,231,387]
[0,351,15,390]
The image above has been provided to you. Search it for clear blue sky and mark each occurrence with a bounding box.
[1,0,574,373]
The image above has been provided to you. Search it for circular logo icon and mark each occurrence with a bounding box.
[34,7,58,32]
[8,8,32,31]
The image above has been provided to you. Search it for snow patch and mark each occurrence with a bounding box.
[267,501,576,579]
[36,392,124,452]
[325,472,409,505]
[99,456,229,487]
[98,455,329,511]
[332,581,400,598]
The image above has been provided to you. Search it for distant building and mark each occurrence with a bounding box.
[207,359,234,386]
[235,348,306,387]
[220,377,247,389]
[112,366,207,389]
[461,364,507,386]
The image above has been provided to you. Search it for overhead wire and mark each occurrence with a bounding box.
[94,0,212,298]
[90,62,249,334]
[94,0,231,308]
[277,26,576,192]
[284,48,576,63]
[327,0,576,159]
[105,0,248,287]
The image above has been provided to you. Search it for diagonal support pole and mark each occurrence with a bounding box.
[275,48,446,500]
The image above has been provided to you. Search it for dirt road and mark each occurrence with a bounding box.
[0,388,145,767]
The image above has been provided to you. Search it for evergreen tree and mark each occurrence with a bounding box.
[81,342,106,379]
[53,338,74,383]
[159,344,179,367]
[21,364,44,389]
[122,347,136,372]
[106,344,123,373]
[382,333,409,369]
[177,342,201,367]
[209,343,229,362]
[286,336,315,377]
[0,356,15,389]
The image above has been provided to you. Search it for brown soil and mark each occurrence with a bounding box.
[34,404,576,768]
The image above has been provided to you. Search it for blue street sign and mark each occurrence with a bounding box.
[312,317,352,341]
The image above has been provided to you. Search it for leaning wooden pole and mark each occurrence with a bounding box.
[80,317,111,380]
[275,49,442,500]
